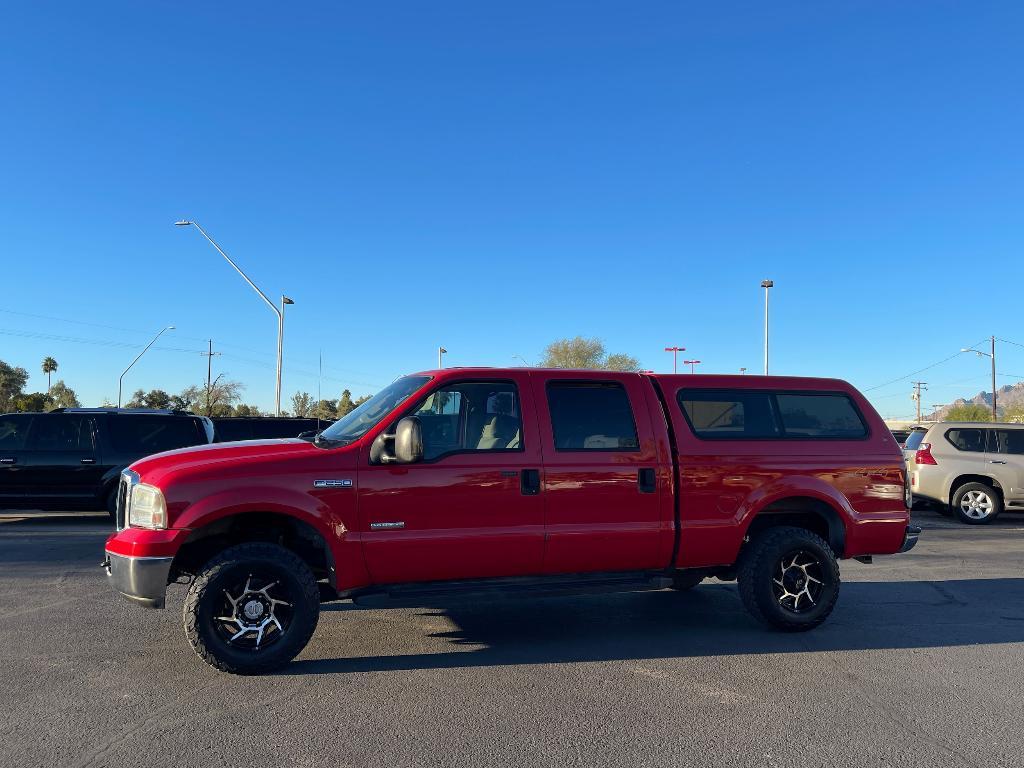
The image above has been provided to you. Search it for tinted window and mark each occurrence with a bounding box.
[27,415,93,451]
[412,381,522,461]
[546,382,639,451]
[775,394,867,438]
[109,416,203,454]
[678,390,779,439]
[991,429,1024,455]
[213,420,253,442]
[945,428,985,453]
[904,430,927,451]
[0,415,33,450]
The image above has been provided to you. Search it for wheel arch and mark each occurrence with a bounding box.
[742,496,846,558]
[947,474,1003,505]
[170,510,338,591]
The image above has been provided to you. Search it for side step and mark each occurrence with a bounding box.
[351,571,673,608]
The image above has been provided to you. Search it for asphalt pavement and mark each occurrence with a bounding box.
[1,508,1022,768]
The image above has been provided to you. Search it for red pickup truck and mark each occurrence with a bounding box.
[104,369,918,674]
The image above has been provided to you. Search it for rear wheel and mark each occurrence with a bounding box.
[737,526,840,631]
[183,542,320,674]
[952,482,1002,525]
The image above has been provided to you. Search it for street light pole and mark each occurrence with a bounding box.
[683,359,701,374]
[176,220,291,415]
[118,326,174,407]
[438,346,447,369]
[960,337,998,421]
[664,346,685,374]
[761,279,774,375]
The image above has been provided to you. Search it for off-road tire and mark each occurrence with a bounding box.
[951,482,1003,525]
[670,572,705,591]
[737,526,840,632]
[183,542,320,674]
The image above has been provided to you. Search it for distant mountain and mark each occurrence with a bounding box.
[925,381,1024,420]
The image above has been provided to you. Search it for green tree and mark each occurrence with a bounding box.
[125,389,172,409]
[0,359,29,412]
[48,380,81,409]
[193,376,244,417]
[539,336,640,372]
[1002,403,1024,424]
[311,399,338,420]
[944,403,992,422]
[337,389,355,416]
[291,391,313,418]
[233,403,264,417]
[41,357,58,390]
[11,392,54,412]
[353,394,371,408]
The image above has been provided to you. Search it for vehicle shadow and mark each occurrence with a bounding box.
[287,578,1024,675]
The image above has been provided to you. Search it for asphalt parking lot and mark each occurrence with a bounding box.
[1,509,1022,768]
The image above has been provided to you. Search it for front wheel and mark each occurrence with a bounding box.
[737,526,840,631]
[183,542,320,674]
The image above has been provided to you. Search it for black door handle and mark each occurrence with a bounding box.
[520,468,541,496]
[638,467,656,493]
[0,457,16,465]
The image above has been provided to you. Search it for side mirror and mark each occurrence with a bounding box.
[393,416,423,463]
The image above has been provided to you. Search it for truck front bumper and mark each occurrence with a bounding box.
[899,525,922,553]
[102,551,172,609]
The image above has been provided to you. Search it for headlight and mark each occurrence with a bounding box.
[129,483,167,529]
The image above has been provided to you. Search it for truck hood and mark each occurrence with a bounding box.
[129,439,329,487]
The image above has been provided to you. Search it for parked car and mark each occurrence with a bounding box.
[212,417,335,443]
[0,408,213,516]
[907,421,1024,524]
[103,370,917,674]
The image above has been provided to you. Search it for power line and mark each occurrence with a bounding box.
[862,340,987,392]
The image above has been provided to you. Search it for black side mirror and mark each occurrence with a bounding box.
[393,416,423,463]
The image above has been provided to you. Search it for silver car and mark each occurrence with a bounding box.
[906,422,1024,524]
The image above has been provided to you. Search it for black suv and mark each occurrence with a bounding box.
[0,409,213,516]
[211,416,334,442]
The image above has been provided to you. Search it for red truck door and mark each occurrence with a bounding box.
[531,372,672,574]
[358,374,545,584]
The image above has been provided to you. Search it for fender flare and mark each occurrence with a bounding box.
[737,475,852,555]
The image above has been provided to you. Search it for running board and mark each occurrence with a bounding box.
[350,571,673,607]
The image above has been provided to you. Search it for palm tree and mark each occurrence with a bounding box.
[41,357,58,390]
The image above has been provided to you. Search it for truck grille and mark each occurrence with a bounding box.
[115,470,140,531]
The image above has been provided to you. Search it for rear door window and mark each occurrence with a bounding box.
[546,381,639,451]
[945,428,985,453]
[903,430,927,451]
[110,416,203,454]
[990,429,1024,455]
[26,415,93,451]
[0,415,34,450]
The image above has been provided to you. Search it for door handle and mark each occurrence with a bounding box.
[638,467,656,493]
[988,460,1007,465]
[520,469,541,496]
[0,457,16,464]
[80,458,96,464]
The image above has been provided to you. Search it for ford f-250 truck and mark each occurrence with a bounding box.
[103,369,919,674]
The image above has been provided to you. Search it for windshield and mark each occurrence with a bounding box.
[317,375,430,445]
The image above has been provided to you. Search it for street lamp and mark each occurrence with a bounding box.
[683,359,701,374]
[438,346,447,368]
[176,220,291,415]
[664,346,686,374]
[740,367,747,375]
[118,326,174,407]
[760,279,774,375]
[961,336,997,420]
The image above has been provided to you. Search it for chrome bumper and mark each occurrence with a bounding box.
[103,551,171,609]
[899,525,922,554]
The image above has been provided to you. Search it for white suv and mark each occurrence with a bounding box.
[906,422,1024,524]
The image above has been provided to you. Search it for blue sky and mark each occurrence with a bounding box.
[2,2,1022,419]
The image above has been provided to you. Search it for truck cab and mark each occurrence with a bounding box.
[104,369,916,674]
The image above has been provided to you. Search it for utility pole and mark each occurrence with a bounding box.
[201,340,222,409]
[991,335,997,421]
[911,381,928,423]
